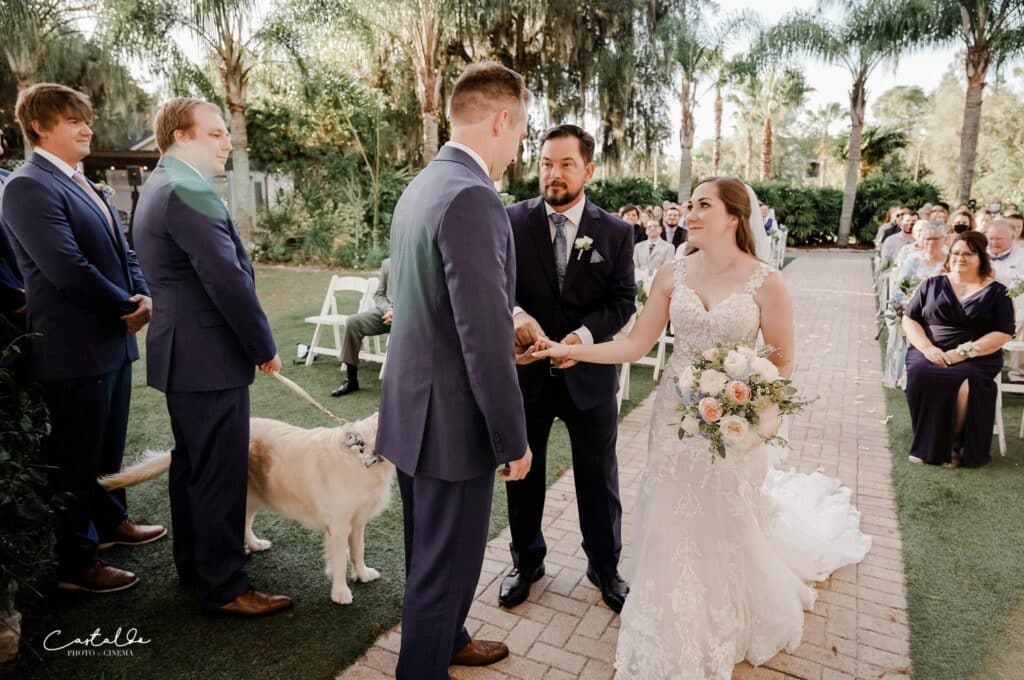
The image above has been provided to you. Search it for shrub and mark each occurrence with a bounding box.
[851,174,941,243]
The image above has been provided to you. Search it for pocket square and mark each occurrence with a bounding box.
[590,250,605,264]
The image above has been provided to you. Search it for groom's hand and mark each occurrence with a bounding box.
[499,446,533,481]
[514,311,546,349]
[515,341,544,365]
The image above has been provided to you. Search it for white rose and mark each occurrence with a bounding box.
[718,414,750,444]
[752,357,780,382]
[678,365,696,390]
[698,369,729,396]
[723,351,749,379]
[756,403,783,439]
[681,415,701,436]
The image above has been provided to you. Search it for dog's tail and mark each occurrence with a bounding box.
[98,450,172,490]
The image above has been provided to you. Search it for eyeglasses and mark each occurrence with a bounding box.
[949,251,979,258]
[924,237,943,241]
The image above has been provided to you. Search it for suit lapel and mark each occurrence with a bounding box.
[528,199,559,296]
[562,200,599,293]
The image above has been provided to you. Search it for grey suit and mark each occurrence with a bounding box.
[340,258,393,365]
[377,145,527,679]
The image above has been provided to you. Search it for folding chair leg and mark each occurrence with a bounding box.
[1019,406,1024,439]
[305,324,322,366]
[995,382,1007,456]
[653,336,667,382]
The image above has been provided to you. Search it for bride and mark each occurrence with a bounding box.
[533,177,871,679]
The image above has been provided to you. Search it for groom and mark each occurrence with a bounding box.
[501,124,636,613]
[376,62,533,680]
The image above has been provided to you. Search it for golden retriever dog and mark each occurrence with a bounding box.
[100,412,394,605]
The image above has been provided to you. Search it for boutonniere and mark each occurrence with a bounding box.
[93,181,115,199]
[575,235,594,260]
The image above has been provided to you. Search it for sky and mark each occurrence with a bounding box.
[687,0,962,146]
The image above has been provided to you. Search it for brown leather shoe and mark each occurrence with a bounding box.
[57,560,139,593]
[450,639,509,666]
[205,589,294,618]
[99,519,167,549]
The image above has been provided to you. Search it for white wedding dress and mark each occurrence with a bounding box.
[614,257,871,679]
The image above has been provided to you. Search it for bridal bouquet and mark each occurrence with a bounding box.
[675,343,809,461]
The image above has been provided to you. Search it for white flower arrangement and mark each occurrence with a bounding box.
[574,235,593,260]
[675,342,810,462]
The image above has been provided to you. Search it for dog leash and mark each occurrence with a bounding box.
[271,372,349,427]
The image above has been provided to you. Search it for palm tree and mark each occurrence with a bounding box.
[755,0,933,245]
[833,125,909,178]
[931,1,1024,203]
[101,0,277,244]
[726,75,762,181]
[807,101,843,186]
[753,67,810,180]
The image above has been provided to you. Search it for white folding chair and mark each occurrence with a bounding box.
[303,276,377,365]
[995,374,1008,457]
[1001,339,1024,439]
[360,332,388,379]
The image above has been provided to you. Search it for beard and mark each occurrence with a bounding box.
[543,182,580,207]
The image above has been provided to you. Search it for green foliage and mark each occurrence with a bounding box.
[749,181,844,245]
[851,173,941,242]
[505,176,676,212]
[0,320,55,608]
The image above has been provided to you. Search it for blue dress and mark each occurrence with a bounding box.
[904,276,1014,467]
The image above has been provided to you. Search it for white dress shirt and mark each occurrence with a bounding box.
[514,195,593,345]
[990,246,1024,286]
[33,147,78,178]
[444,141,490,179]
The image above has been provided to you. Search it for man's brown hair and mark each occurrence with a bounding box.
[15,83,93,146]
[449,62,530,124]
[153,98,222,153]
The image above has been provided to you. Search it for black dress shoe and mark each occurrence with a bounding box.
[498,564,544,608]
[587,567,628,613]
[330,380,359,397]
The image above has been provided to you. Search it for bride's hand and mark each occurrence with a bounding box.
[531,338,571,361]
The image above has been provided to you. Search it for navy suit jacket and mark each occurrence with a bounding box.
[133,156,275,393]
[377,145,528,482]
[0,154,147,381]
[0,169,26,316]
[508,197,636,411]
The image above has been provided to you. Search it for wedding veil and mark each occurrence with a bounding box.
[743,183,773,263]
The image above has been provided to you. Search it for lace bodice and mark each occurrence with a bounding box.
[668,256,772,370]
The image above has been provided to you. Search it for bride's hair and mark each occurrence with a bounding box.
[693,177,758,258]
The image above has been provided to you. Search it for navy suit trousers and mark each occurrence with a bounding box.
[41,362,131,574]
[165,388,251,609]
[396,469,493,680]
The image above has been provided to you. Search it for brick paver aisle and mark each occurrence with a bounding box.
[340,250,910,680]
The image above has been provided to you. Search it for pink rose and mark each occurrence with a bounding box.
[756,403,783,439]
[725,380,751,405]
[698,397,723,423]
[718,415,750,444]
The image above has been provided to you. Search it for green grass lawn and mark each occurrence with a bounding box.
[880,335,1024,680]
[11,265,658,680]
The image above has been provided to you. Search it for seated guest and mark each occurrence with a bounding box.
[985,218,1024,285]
[1005,210,1024,249]
[931,201,950,225]
[760,202,777,233]
[902,231,1014,468]
[875,205,903,246]
[918,203,933,221]
[633,220,674,274]
[898,222,947,281]
[661,204,686,248]
[331,258,394,397]
[895,219,934,268]
[619,204,643,243]
[947,210,975,247]
[881,210,918,263]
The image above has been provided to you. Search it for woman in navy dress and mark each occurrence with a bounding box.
[902,231,1015,468]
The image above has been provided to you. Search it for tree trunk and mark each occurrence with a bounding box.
[677,78,695,203]
[421,110,439,164]
[819,156,827,188]
[759,116,773,181]
[744,128,753,181]
[410,4,441,164]
[712,84,722,175]
[223,66,255,246]
[838,75,867,247]
[955,45,990,204]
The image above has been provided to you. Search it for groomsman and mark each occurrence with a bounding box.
[503,124,636,613]
[133,98,291,617]
[1,84,164,593]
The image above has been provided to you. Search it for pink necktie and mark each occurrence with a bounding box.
[71,171,115,236]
